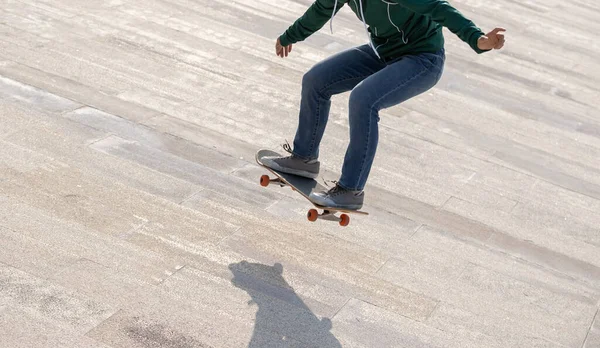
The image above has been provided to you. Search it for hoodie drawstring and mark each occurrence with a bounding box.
[382,0,408,44]
[329,0,408,60]
[330,0,339,34]
[354,0,381,59]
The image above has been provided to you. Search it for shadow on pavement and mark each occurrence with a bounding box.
[228,261,341,348]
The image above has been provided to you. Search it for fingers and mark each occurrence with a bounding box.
[275,38,293,58]
[276,38,285,58]
[275,38,281,57]
[488,28,506,50]
[277,46,286,58]
[494,32,506,49]
[489,27,506,35]
[495,37,505,49]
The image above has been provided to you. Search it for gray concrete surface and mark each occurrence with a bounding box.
[1,0,599,347]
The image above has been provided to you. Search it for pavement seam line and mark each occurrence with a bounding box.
[581,306,599,348]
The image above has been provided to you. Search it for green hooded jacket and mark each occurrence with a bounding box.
[279,0,488,61]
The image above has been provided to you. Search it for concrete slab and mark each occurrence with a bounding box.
[1,0,599,347]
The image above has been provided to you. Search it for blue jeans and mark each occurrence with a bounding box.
[292,45,445,191]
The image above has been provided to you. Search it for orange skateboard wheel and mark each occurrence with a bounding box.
[260,175,270,187]
[307,209,319,222]
[339,214,350,227]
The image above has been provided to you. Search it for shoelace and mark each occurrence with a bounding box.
[324,180,345,197]
[324,180,363,197]
[275,141,296,161]
[281,141,315,164]
[282,141,293,154]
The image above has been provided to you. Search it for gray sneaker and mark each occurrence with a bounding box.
[261,143,320,179]
[309,183,364,210]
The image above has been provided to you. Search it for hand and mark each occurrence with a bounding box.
[276,38,293,58]
[477,28,506,50]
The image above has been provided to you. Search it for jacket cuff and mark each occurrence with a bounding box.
[279,33,292,47]
[470,31,490,54]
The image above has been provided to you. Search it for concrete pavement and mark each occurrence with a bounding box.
[1,0,599,347]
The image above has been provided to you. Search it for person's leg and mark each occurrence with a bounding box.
[310,49,445,208]
[261,45,385,178]
[292,45,385,160]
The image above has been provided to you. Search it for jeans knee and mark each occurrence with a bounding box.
[349,84,378,118]
[302,68,323,94]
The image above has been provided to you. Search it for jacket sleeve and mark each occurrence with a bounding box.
[394,0,488,54]
[279,0,345,46]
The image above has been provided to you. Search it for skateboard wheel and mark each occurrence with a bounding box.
[260,175,270,187]
[339,214,350,227]
[307,209,318,222]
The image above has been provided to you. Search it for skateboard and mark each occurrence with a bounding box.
[256,149,368,226]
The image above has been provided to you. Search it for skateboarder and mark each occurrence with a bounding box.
[261,0,505,210]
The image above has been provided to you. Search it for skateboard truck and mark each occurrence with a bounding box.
[260,175,297,191]
[307,208,350,226]
[260,175,284,187]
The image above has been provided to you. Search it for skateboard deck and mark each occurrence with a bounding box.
[256,149,368,226]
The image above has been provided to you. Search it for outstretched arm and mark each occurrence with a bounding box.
[394,0,505,53]
[278,0,345,47]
